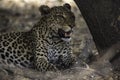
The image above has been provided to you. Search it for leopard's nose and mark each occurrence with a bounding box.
[62,26,71,32]
[66,29,73,34]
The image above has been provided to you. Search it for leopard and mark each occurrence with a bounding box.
[0,3,76,72]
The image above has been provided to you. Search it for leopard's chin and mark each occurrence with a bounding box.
[61,37,71,42]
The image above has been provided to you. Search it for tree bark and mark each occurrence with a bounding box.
[74,0,120,78]
[74,0,120,54]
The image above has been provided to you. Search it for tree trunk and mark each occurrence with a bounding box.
[74,0,120,54]
[74,0,120,79]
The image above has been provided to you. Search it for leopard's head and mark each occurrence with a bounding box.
[39,3,75,42]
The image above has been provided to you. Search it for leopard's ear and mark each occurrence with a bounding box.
[63,3,71,10]
[39,5,50,15]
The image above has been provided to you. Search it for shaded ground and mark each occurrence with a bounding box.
[0,0,115,80]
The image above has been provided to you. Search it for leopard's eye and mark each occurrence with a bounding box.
[56,14,65,18]
[55,15,66,24]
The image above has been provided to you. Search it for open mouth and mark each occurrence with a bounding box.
[58,29,72,42]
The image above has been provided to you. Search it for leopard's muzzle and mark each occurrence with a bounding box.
[58,28,73,42]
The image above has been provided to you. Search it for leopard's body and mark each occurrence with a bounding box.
[0,3,76,71]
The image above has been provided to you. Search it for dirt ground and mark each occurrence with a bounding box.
[0,0,115,80]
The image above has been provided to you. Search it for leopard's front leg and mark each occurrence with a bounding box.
[34,51,57,72]
[56,53,76,69]
[33,38,57,72]
[55,45,76,70]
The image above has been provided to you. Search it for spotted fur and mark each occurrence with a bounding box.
[0,3,76,72]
